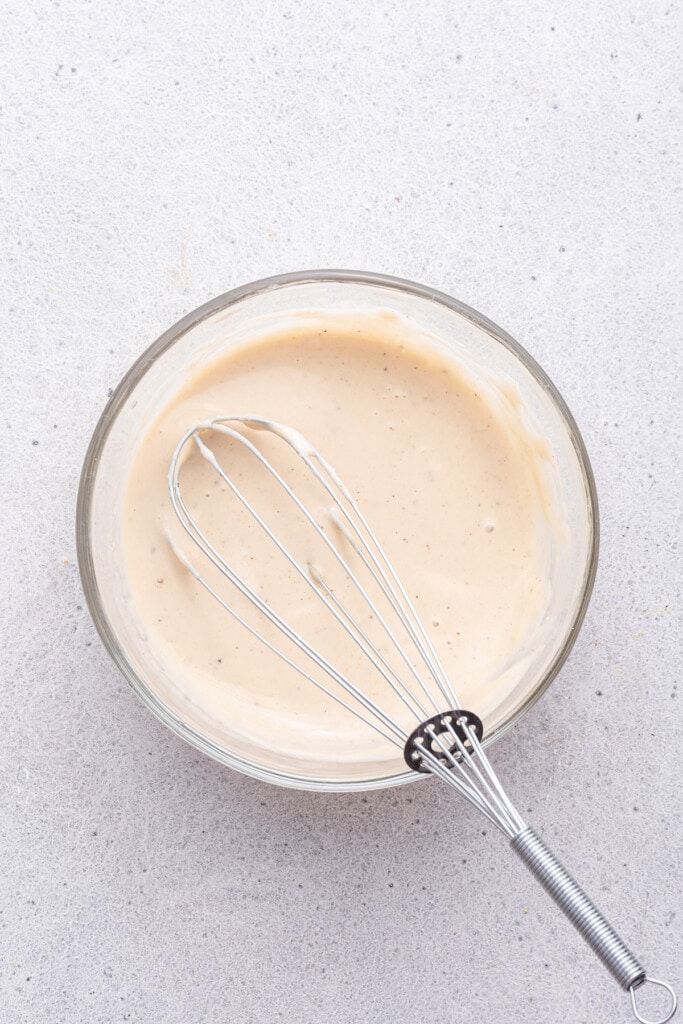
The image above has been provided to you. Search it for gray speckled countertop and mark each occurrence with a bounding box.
[1,2,681,1023]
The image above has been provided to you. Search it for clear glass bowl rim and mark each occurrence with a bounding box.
[76,269,600,792]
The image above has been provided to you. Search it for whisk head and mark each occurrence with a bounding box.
[168,416,526,837]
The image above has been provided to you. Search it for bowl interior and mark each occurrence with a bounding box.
[78,272,598,791]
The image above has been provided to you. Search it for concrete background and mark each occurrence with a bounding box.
[1,2,681,1022]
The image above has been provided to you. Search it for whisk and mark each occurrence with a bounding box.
[169,415,677,1024]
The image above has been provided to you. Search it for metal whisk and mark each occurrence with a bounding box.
[169,415,676,1024]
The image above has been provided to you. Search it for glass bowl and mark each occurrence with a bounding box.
[76,270,599,791]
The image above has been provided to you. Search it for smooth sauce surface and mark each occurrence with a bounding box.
[123,312,558,775]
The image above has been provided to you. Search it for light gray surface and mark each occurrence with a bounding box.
[1,2,681,1023]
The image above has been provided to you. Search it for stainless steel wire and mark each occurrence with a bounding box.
[168,416,676,1024]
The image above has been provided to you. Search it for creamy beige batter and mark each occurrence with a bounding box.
[123,311,561,777]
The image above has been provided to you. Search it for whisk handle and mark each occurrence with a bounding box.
[511,827,677,1023]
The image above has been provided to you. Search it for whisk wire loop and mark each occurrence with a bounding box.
[186,420,447,727]
[174,415,458,737]
[170,431,408,746]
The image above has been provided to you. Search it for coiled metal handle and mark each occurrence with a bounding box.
[512,827,677,1023]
